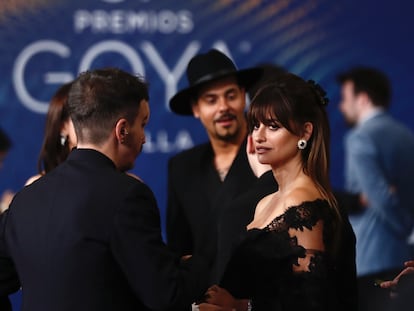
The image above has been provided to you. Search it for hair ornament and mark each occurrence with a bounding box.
[307,80,329,106]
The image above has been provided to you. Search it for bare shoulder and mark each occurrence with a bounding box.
[254,192,276,215]
[284,186,322,209]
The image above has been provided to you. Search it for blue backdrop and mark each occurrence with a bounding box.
[1,0,413,308]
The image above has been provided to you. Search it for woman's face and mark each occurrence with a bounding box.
[251,118,300,168]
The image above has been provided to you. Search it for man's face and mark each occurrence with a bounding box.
[192,76,246,142]
[119,100,150,171]
[339,81,359,127]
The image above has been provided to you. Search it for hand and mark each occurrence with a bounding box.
[246,135,271,177]
[198,303,234,311]
[204,285,242,310]
[181,254,192,261]
[380,260,414,290]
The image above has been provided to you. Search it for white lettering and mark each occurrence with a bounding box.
[158,10,178,34]
[78,40,145,75]
[73,10,92,33]
[73,10,193,34]
[141,41,200,110]
[12,40,73,114]
[177,10,193,34]
[13,39,233,115]
[143,130,194,153]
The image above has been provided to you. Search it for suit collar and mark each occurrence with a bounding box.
[358,108,385,126]
[67,148,116,169]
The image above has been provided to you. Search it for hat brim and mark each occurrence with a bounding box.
[169,67,263,116]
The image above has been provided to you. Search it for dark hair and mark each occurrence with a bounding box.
[68,68,149,145]
[38,82,73,174]
[0,127,11,152]
[247,63,287,100]
[248,73,338,213]
[336,66,391,108]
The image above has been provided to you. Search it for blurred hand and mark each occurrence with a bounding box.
[204,285,242,310]
[199,302,234,311]
[246,135,271,177]
[181,254,192,261]
[380,260,414,290]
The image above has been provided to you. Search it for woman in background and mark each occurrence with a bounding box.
[25,82,76,185]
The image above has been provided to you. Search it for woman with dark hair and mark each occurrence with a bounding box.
[25,82,76,185]
[201,73,356,311]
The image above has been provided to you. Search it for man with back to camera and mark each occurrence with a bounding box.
[0,127,18,311]
[166,49,277,300]
[337,66,414,311]
[0,68,212,311]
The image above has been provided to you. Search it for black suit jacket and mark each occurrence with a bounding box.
[0,149,210,311]
[166,140,258,278]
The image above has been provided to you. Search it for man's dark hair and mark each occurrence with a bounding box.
[248,63,287,100]
[337,66,391,109]
[68,68,149,144]
[0,127,11,152]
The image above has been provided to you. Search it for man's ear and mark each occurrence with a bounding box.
[302,122,313,141]
[356,92,371,107]
[191,101,200,118]
[115,118,129,144]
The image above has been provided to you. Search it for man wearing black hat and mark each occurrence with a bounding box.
[166,49,276,299]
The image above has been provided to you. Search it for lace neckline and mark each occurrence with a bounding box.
[248,198,329,232]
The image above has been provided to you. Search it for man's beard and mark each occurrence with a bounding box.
[213,112,240,141]
[216,128,240,141]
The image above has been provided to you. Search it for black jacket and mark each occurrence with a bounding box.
[0,149,210,311]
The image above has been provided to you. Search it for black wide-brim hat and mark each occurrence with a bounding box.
[169,49,263,115]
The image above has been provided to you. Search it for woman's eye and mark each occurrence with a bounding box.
[269,124,279,130]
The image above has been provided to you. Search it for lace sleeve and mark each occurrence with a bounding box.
[281,219,337,310]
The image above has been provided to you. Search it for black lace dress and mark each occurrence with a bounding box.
[219,199,356,311]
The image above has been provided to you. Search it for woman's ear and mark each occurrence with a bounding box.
[302,122,313,141]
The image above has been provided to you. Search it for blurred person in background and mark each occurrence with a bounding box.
[25,82,76,185]
[337,66,414,311]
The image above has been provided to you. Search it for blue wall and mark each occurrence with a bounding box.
[1,0,413,308]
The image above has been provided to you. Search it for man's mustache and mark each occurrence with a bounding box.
[214,113,236,123]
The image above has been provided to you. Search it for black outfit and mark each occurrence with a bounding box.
[167,140,257,273]
[0,297,12,311]
[0,149,211,311]
[213,170,277,283]
[220,199,358,311]
[0,212,20,311]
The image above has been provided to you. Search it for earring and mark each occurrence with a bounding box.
[60,134,67,146]
[297,139,307,150]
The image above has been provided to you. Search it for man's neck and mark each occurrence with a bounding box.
[358,106,384,125]
[77,142,117,168]
[209,127,247,180]
[210,126,247,157]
